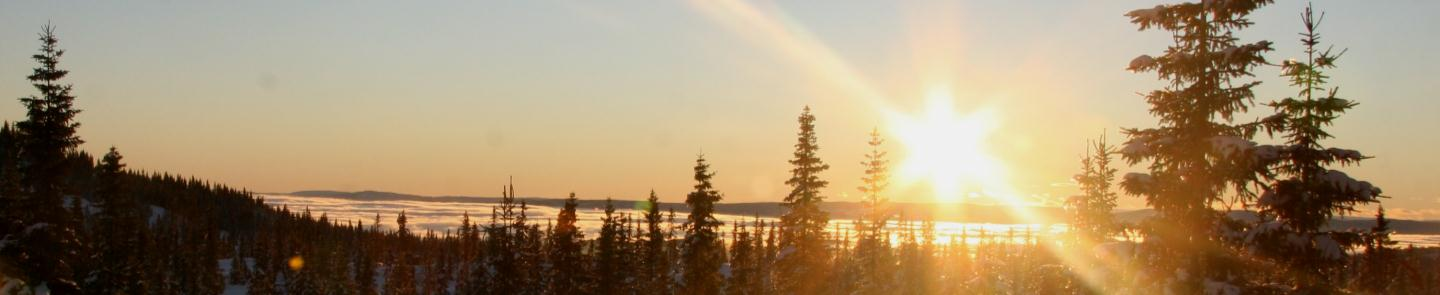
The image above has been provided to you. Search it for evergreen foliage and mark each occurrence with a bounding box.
[777,106,832,294]
[681,155,725,295]
[545,192,591,294]
[853,128,894,295]
[640,190,671,295]
[87,148,145,294]
[1066,135,1118,243]
[1244,4,1383,292]
[594,198,633,295]
[3,24,86,294]
[384,211,417,295]
[0,8,1427,294]
[1121,0,1274,290]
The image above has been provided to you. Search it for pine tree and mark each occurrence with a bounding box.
[229,243,252,285]
[356,235,379,295]
[1358,205,1395,293]
[1248,4,1382,290]
[777,106,831,294]
[186,224,225,294]
[0,123,21,213]
[3,24,86,294]
[640,190,671,295]
[385,211,417,295]
[1066,135,1118,243]
[1369,206,1395,250]
[248,231,278,295]
[726,221,764,295]
[87,147,146,293]
[1121,1,1273,290]
[682,155,725,295]
[478,179,536,294]
[455,211,477,293]
[517,202,546,295]
[595,198,629,295]
[420,249,450,295]
[853,127,894,295]
[546,192,590,294]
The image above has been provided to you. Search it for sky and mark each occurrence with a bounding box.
[1,1,1437,219]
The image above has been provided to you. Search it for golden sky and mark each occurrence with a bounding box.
[2,1,1437,219]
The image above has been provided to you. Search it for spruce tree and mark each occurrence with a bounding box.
[777,106,831,294]
[88,147,145,293]
[1066,135,1118,243]
[681,155,725,295]
[356,237,379,295]
[857,128,890,240]
[1121,1,1273,289]
[545,192,590,294]
[385,211,417,295]
[479,179,536,294]
[1358,205,1395,293]
[730,221,771,295]
[853,128,894,295]
[3,24,86,294]
[186,224,225,294]
[517,202,545,295]
[0,123,22,213]
[420,250,450,295]
[229,244,252,285]
[1249,5,1382,290]
[248,233,278,295]
[641,190,671,295]
[455,211,477,293]
[595,198,629,295]
[0,124,19,286]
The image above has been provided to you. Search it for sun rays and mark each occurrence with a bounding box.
[888,88,1012,204]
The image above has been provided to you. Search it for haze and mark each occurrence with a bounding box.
[1,0,1436,219]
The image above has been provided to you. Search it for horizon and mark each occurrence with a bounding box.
[273,189,1439,224]
[3,1,1437,220]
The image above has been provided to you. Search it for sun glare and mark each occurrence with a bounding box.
[890,88,1013,204]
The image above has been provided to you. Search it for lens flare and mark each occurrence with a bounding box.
[888,87,1013,204]
[288,255,305,271]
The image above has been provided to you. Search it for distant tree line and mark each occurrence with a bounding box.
[2,1,1437,294]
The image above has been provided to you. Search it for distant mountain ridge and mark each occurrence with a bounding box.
[284,190,1440,234]
[286,190,1073,224]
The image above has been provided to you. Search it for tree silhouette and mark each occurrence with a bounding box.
[681,155,725,295]
[384,211,417,295]
[1066,135,1117,243]
[853,127,895,295]
[88,147,146,294]
[640,190,671,295]
[2,24,86,294]
[595,198,629,295]
[1121,0,1273,290]
[546,192,591,294]
[778,106,832,294]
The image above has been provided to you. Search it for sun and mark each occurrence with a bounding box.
[889,88,1013,203]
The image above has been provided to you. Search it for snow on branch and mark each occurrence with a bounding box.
[1128,55,1157,72]
[1209,135,1256,158]
[1319,170,1381,197]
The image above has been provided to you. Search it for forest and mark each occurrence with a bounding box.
[2,1,1438,294]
